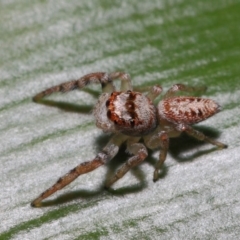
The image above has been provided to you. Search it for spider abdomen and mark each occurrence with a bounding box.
[157,96,220,125]
[105,90,157,136]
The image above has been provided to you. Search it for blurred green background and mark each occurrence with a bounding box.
[1,0,240,239]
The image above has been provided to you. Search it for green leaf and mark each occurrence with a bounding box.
[1,0,240,239]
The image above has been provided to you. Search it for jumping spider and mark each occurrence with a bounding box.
[31,72,227,207]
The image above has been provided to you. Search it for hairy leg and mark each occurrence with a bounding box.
[33,72,132,102]
[146,85,162,101]
[178,124,227,149]
[31,133,128,207]
[105,138,148,188]
[144,131,169,181]
[109,72,132,91]
[164,84,207,99]
[153,132,169,181]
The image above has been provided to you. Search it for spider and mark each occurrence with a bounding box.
[31,72,227,207]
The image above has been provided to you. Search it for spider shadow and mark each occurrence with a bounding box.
[38,188,105,207]
[32,88,100,113]
[33,99,93,113]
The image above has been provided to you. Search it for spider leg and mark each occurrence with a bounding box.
[144,131,169,181]
[146,85,162,101]
[33,72,133,102]
[164,84,207,99]
[177,124,227,149]
[31,133,128,207]
[109,72,133,91]
[105,138,148,188]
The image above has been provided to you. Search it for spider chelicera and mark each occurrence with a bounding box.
[31,72,227,207]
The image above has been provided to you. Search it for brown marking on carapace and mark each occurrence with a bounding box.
[127,90,137,101]
[107,92,122,124]
[106,91,143,128]
[105,99,110,107]
[125,101,135,112]
[107,110,112,119]
[125,91,139,127]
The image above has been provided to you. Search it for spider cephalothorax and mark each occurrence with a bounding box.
[94,90,157,136]
[31,72,227,207]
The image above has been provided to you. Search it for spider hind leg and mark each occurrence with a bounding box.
[164,84,207,99]
[144,131,169,182]
[181,125,227,149]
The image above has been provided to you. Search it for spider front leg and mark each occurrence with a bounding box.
[105,138,148,188]
[109,72,132,91]
[33,72,113,102]
[31,133,128,207]
[144,131,169,181]
[146,85,163,101]
[164,84,207,99]
[33,71,133,102]
[178,124,227,149]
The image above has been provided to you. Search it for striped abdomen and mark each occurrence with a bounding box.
[157,97,220,125]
